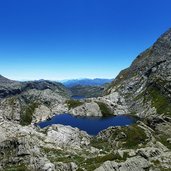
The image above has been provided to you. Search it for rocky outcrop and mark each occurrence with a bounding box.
[95,156,151,171]
[69,92,128,117]
[70,102,103,116]
[44,124,90,149]
[55,162,78,171]
[0,118,91,171]
[95,92,128,115]
[0,77,70,124]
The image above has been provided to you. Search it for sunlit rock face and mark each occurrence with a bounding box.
[69,102,103,117]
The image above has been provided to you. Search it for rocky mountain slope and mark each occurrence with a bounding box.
[106,28,171,118]
[63,78,112,99]
[69,85,105,98]
[0,77,70,124]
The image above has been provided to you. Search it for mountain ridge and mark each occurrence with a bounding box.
[106,28,171,118]
[62,78,113,87]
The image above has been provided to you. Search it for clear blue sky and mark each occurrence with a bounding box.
[0,0,171,80]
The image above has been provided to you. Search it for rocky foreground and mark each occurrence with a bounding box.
[0,29,171,170]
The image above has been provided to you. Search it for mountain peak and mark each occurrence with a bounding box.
[154,28,171,49]
[0,75,15,84]
[107,28,171,93]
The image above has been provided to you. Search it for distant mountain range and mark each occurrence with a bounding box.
[61,78,113,87]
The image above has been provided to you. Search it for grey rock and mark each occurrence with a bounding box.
[95,156,151,171]
[0,78,70,124]
[55,162,78,171]
[70,102,102,117]
[44,124,90,149]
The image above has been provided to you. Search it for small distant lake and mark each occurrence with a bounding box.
[71,95,85,100]
[37,114,137,135]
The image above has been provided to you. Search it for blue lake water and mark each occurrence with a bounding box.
[37,114,137,135]
[71,95,85,100]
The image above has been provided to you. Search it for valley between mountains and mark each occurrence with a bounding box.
[1,29,171,171]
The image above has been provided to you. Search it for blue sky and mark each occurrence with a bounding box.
[0,0,171,80]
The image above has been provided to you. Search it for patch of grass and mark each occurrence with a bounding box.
[86,153,120,163]
[132,48,153,66]
[91,124,147,150]
[122,125,147,149]
[4,164,30,171]
[130,111,137,115]
[8,97,17,106]
[105,68,130,94]
[20,102,39,125]
[42,147,85,164]
[0,139,19,161]
[159,168,171,171]
[112,125,148,149]
[76,169,84,171]
[151,165,171,171]
[84,153,115,170]
[83,151,129,171]
[156,135,171,150]
[42,147,60,153]
[43,147,123,171]
[96,102,113,116]
[147,86,171,116]
[134,91,145,101]
[66,99,84,109]
[152,159,160,165]
[90,138,112,152]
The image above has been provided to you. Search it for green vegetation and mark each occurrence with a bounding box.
[91,124,147,150]
[42,147,84,164]
[133,79,171,117]
[90,138,112,152]
[96,102,113,116]
[4,164,30,171]
[42,147,126,171]
[147,86,171,116]
[150,164,171,171]
[133,48,153,66]
[83,153,120,170]
[130,111,137,115]
[156,135,171,150]
[105,68,130,94]
[20,102,39,126]
[66,99,83,109]
[8,97,17,106]
[42,124,147,171]
[122,125,147,149]
[134,91,145,101]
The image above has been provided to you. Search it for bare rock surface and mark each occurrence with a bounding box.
[95,156,150,171]
[70,102,102,116]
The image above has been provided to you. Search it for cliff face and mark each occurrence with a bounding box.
[106,28,171,117]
